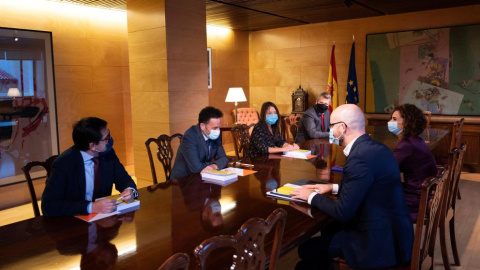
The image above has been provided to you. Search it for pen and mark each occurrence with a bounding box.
[117,196,124,201]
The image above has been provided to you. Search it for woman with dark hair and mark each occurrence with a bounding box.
[247,101,299,157]
[389,103,437,222]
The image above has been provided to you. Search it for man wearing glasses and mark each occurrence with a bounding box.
[42,117,137,217]
[292,104,413,269]
[295,92,332,143]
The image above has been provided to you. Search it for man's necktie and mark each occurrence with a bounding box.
[321,113,325,132]
[92,157,102,200]
[206,139,212,160]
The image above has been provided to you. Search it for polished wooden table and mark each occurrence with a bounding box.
[0,128,449,269]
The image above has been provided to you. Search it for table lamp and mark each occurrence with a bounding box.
[225,87,247,124]
[7,87,21,99]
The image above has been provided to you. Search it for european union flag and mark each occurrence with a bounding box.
[346,42,359,104]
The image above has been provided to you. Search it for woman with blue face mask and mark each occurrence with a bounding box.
[247,101,299,157]
[389,104,437,222]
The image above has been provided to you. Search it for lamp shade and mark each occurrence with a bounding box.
[7,87,21,97]
[225,87,247,102]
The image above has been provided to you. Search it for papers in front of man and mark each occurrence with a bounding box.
[266,184,306,203]
[201,170,238,185]
[75,194,140,222]
[221,167,257,176]
[282,149,316,159]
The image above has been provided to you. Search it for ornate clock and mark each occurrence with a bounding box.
[291,85,309,113]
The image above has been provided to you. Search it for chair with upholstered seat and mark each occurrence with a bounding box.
[194,208,287,270]
[439,143,467,270]
[231,123,255,161]
[145,133,183,184]
[157,253,190,270]
[336,167,448,270]
[22,155,58,217]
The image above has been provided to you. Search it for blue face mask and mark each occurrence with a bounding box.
[207,129,220,140]
[266,114,278,125]
[329,125,344,145]
[388,121,403,135]
[99,137,114,156]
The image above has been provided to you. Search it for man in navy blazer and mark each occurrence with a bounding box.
[42,117,137,217]
[292,104,413,269]
[170,106,229,180]
[295,92,331,143]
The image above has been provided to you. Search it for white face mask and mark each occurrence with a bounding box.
[210,200,221,213]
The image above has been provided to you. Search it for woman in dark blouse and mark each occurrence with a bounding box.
[247,101,299,157]
[389,104,437,222]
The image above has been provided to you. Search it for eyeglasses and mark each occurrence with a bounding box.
[100,132,111,143]
[329,121,348,129]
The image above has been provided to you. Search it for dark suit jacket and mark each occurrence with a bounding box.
[295,106,330,143]
[170,124,229,179]
[41,147,137,217]
[311,134,413,268]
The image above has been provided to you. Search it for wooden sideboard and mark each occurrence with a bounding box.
[368,117,480,173]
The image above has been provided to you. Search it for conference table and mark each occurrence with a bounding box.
[0,127,449,270]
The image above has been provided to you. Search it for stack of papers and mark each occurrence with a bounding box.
[201,170,238,185]
[282,149,316,159]
[266,184,306,202]
[221,167,257,176]
[75,194,140,222]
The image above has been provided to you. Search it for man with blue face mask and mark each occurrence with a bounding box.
[42,117,137,217]
[291,104,413,269]
[171,106,229,179]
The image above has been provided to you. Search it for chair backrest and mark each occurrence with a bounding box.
[450,118,464,150]
[22,155,58,217]
[145,133,183,184]
[234,108,259,126]
[157,253,190,270]
[423,111,432,129]
[444,143,467,214]
[194,208,287,270]
[231,123,255,161]
[411,167,448,270]
[283,115,301,143]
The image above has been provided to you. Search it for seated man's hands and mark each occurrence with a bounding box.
[201,164,218,174]
[290,184,334,201]
[120,189,134,203]
[92,199,117,213]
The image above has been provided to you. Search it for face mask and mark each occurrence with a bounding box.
[209,200,221,213]
[388,121,403,135]
[329,125,345,145]
[266,114,278,125]
[315,104,328,114]
[207,129,220,140]
[99,137,114,156]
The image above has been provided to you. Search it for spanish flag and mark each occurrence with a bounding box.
[346,41,359,104]
[326,45,338,113]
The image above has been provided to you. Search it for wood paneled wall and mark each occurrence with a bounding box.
[249,5,480,115]
[207,26,249,148]
[127,0,208,183]
[0,0,130,209]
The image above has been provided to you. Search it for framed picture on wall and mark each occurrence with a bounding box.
[0,27,58,186]
[366,24,480,116]
[207,47,212,89]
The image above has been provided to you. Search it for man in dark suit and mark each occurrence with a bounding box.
[295,92,331,143]
[292,104,413,269]
[170,106,229,179]
[42,117,137,217]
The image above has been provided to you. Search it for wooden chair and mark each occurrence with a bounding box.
[231,123,255,161]
[22,155,58,217]
[283,114,301,143]
[439,143,467,270]
[336,168,448,270]
[423,111,432,143]
[194,208,287,270]
[450,118,464,150]
[145,133,183,184]
[157,253,190,270]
